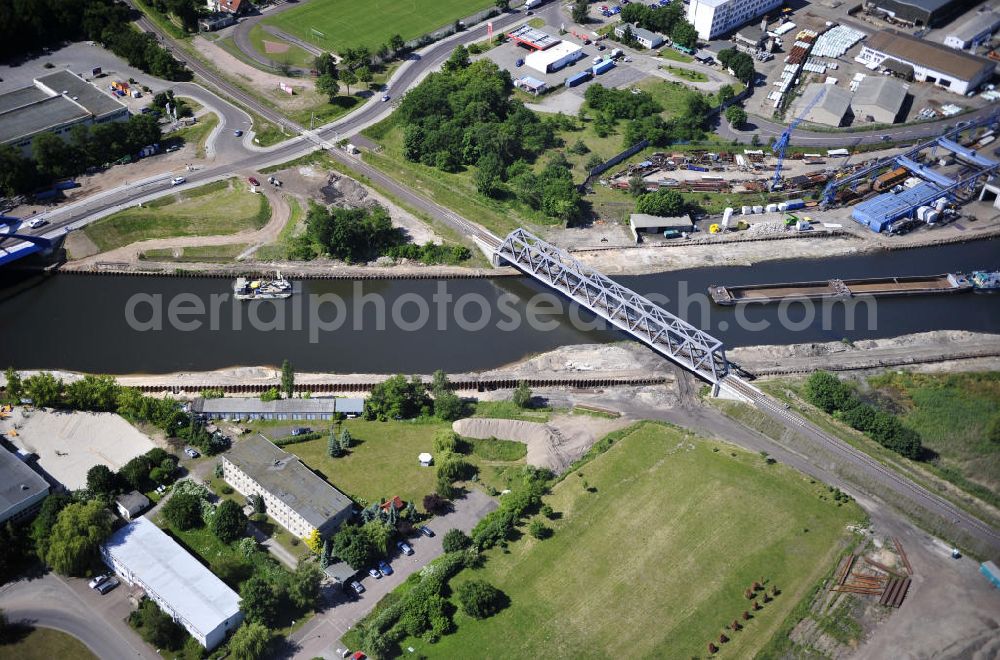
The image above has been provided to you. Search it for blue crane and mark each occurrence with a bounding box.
[771,86,827,190]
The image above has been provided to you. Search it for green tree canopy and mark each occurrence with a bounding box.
[635,188,686,217]
[43,500,113,576]
[457,580,507,619]
[162,491,204,530]
[332,523,375,570]
[212,499,247,544]
[239,576,279,626]
[86,464,119,499]
[230,621,271,660]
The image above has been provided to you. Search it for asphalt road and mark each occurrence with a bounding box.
[0,572,158,660]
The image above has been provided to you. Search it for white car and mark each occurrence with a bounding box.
[28,218,47,229]
[89,574,110,589]
[171,176,186,186]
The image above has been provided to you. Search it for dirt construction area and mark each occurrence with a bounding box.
[2,408,155,490]
[453,414,631,473]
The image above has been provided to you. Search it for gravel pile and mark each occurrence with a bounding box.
[747,221,788,237]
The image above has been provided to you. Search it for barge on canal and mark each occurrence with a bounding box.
[709,273,972,305]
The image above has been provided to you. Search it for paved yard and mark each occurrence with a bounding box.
[286,490,498,660]
[4,408,155,490]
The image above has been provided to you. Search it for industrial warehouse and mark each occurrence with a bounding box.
[192,396,364,420]
[857,29,995,95]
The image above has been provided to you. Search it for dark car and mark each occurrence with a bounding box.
[291,427,311,436]
[378,561,393,576]
[96,577,120,594]
[418,526,434,538]
[349,580,364,595]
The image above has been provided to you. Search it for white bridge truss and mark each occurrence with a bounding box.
[495,228,728,383]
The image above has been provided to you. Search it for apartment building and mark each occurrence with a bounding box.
[687,0,782,40]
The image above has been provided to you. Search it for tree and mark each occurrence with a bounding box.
[212,499,247,544]
[260,387,280,402]
[390,34,406,53]
[725,105,748,128]
[340,68,358,95]
[332,524,375,570]
[442,528,471,553]
[572,0,590,23]
[635,188,686,217]
[339,428,353,451]
[118,455,153,491]
[43,500,113,576]
[457,580,507,619]
[239,576,279,625]
[717,84,736,105]
[628,174,646,197]
[229,621,271,660]
[288,562,324,610]
[316,74,340,102]
[475,150,505,198]
[327,428,343,457]
[134,598,184,650]
[364,374,432,420]
[356,66,373,85]
[423,493,450,515]
[528,519,550,539]
[23,372,63,407]
[30,493,71,558]
[249,493,266,515]
[280,360,294,399]
[303,528,322,554]
[162,492,203,530]
[443,45,470,72]
[804,371,854,413]
[512,381,532,408]
[86,464,119,498]
[3,368,22,402]
[363,519,394,556]
[434,390,464,421]
[495,0,510,10]
[670,20,698,50]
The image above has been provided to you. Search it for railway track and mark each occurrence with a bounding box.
[722,375,1000,546]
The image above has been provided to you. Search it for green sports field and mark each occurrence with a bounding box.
[409,422,862,658]
[264,0,495,53]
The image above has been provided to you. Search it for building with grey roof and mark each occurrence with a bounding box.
[115,491,150,521]
[193,396,365,420]
[852,76,908,124]
[102,517,243,649]
[0,69,129,156]
[614,23,665,49]
[794,84,854,127]
[0,448,49,525]
[864,0,976,27]
[944,6,1000,50]
[222,435,353,540]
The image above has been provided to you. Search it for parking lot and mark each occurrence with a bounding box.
[287,490,498,660]
[3,407,156,490]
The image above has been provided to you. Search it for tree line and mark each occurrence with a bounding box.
[0,114,163,197]
[804,371,923,459]
[0,0,190,81]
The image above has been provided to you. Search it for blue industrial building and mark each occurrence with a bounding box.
[851,182,944,232]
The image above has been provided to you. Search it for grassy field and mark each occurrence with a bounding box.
[409,422,861,658]
[265,0,495,53]
[471,400,553,423]
[664,64,708,82]
[256,196,304,261]
[1,627,96,660]
[657,48,694,63]
[84,179,270,252]
[248,23,315,69]
[867,372,1000,501]
[140,243,250,262]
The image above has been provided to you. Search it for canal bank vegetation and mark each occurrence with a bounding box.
[84,179,270,253]
[765,371,1000,513]
[346,422,861,658]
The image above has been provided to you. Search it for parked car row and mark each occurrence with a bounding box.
[347,531,432,595]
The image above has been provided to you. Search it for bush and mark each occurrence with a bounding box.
[212,499,247,544]
[528,519,551,539]
[804,371,854,414]
[433,430,460,455]
[423,493,450,515]
[441,529,471,553]
[457,580,507,619]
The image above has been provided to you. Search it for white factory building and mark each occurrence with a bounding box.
[858,29,995,95]
[943,7,1000,50]
[102,517,243,650]
[687,0,783,40]
[525,41,585,74]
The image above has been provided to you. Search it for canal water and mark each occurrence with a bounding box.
[0,240,997,374]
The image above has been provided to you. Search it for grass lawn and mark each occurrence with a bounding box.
[657,48,694,63]
[2,627,96,660]
[169,113,218,159]
[248,23,315,69]
[84,179,270,252]
[140,243,250,263]
[265,0,495,53]
[472,399,552,423]
[285,418,450,507]
[664,64,708,82]
[411,422,861,658]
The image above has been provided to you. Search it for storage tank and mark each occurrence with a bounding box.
[935,198,948,212]
[752,205,764,214]
[722,207,734,228]
[777,202,788,212]
[916,206,931,221]
[741,205,752,215]
[765,203,778,213]
[926,209,940,224]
